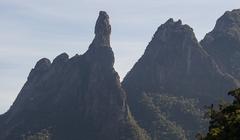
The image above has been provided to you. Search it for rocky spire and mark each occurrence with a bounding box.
[0,11,149,140]
[91,11,111,47]
[86,11,114,67]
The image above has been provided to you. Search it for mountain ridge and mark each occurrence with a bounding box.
[0,11,149,140]
[122,16,239,140]
[201,9,240,82]
[1,9,240,140]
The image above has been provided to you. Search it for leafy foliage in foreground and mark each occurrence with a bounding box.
[202,88,240,140]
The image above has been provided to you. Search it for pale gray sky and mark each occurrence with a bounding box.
[0,0,240,114]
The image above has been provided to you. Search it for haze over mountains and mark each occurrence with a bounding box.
[1,9,240,140]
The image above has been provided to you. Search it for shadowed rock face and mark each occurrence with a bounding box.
[94,11,111,46]
[0,11,149,140]
[201,9,240,81]
[123,18,237,103]
[1,9,240,140]
[122,19,238,140]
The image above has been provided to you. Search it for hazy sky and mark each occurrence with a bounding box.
[0,0,240,114]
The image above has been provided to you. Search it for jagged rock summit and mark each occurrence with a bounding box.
[122,18,238,140]
[0,11,149,140]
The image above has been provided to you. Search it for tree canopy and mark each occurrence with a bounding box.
[202,88,240,140]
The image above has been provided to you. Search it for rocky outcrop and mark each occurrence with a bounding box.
[0,11,149,140]
[201,9,240,81]
[122,19,238,140]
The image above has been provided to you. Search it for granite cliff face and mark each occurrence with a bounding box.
[122,19,238,139]
[201,9,240,81]
[0,11,149,140]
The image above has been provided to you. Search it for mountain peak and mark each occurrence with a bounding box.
[88,11,111,48]
[95,11,111,37]
[201,9,240,81]
[0,11,149,140]
[122,14,238,140]
[34,58,51,70]
[201,9,240,46]
[213,9,240,34]
[52,53,69,66]
[165,18,182,26]
[85,11,114,67]
[222,9,240,21]
[150,18,195,46]
[164,18,191,31]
